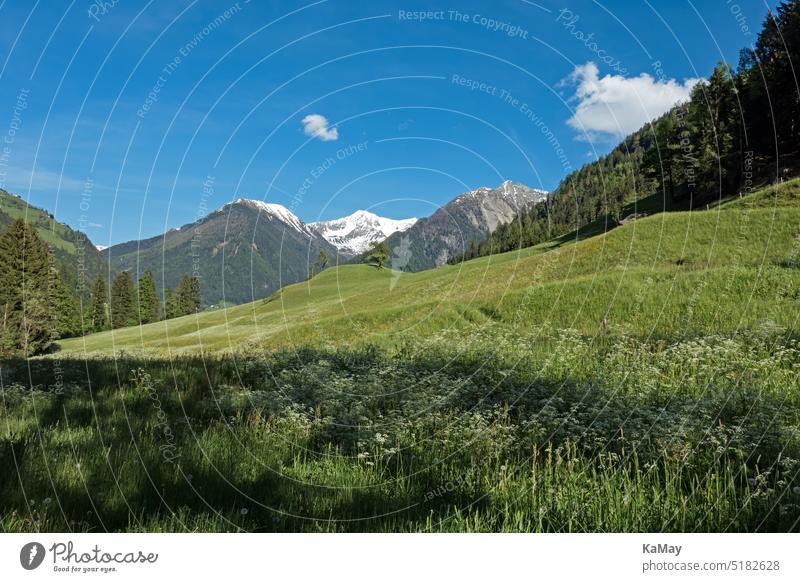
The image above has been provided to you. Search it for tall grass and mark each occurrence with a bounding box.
[2,328,798,532]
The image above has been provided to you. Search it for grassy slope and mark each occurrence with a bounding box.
[58,179,800,356]
[10,180,800,533]
[0,189,77,252]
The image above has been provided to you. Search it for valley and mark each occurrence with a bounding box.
[1,0,799,537]
[96,180,542,307]
[57,179,800,356]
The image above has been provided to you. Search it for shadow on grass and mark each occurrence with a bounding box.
[0,338,797,532]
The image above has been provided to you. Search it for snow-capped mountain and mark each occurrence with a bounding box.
[381,180,548,270]
[451,180,548,232]
[309,210,417,255]
[228,198,312,236]
[103,182,544,306]
[104,198,337,307]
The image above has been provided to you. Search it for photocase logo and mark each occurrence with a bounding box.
[20,542,46,570]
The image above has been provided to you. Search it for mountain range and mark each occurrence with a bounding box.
[102,180,545,305]
[2,180,546,308]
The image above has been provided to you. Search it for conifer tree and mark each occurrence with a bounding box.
[90,275,109,332]
[48,262,81,338]
[0,219,54,356]
[366,242,389,268]
[110,271,136,329]
[164,287,178,320]
[314,250,329,274]
[137,270,159,323]
[176,275,201,315]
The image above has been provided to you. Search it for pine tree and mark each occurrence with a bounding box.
[642,113,682,202]
[110,271,136,329]
[48,262,81,338]
[176,275,201,315]
[0,219,54,356]
[164,288,178,320]
[689,63,741,199]
[90,275,109,332]
[137,270,159,323]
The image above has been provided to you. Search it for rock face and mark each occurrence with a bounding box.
[379,181,548,271]
[104,199,338,307]
[309,210,417,256]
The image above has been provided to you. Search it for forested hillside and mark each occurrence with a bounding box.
[0,189,108,303]
[455,1,800,263]
[0,188,111,344]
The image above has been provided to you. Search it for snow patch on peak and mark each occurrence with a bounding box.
[310,210,417,255]
[229,199,308,235]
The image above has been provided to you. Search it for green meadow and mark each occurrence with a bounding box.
[2,180,799,532]
[59,179,800,355]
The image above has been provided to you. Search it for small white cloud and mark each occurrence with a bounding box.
[563,62,702,141]
[301,113,338,141]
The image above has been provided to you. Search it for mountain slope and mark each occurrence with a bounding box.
[58,179,800,355]
[309,210,417,255]
[0,188,107,302]
[103,199,338,307]
[378,180,547,271]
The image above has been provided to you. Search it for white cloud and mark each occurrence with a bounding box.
[301,113,338,141]
[563,62,702,141]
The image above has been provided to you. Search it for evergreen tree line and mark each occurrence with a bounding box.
[88,272,201,332]
[0,219,80,356]
[0,217,203,356]
[452,1,800,264]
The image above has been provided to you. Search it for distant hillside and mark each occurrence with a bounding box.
[0,189,107,303]
[103,199,338,307]
[379,180,547,271]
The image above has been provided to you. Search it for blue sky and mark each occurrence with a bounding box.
[0,0,778,246]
